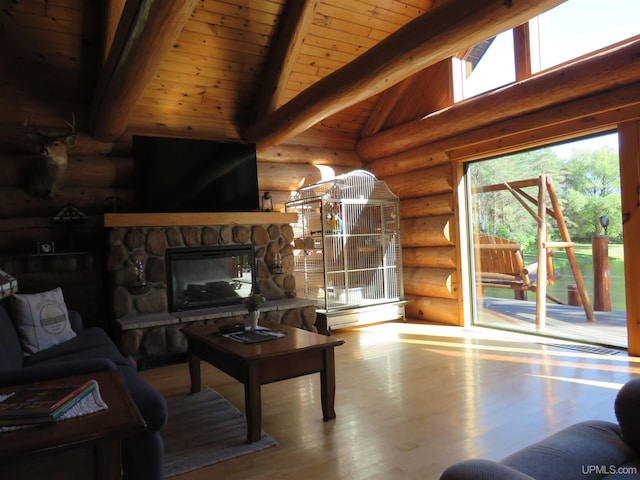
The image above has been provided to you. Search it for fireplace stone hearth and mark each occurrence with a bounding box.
[107,220,297,318]
[105,213,316,367]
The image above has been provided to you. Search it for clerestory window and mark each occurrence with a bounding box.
[453,0,640,102]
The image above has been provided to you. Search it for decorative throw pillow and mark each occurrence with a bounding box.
[8,287,76,355]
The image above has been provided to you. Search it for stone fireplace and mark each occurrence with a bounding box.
[105,212,316,367]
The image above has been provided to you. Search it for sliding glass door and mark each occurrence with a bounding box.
[466,132,626,348]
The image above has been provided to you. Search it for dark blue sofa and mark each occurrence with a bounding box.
[0,300,168,480]
[440,378,640,479]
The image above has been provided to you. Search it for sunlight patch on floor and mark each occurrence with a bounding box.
[345,321,640,365]
[526,374,624,390]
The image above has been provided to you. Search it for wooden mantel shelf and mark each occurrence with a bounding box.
[104,212,298,227]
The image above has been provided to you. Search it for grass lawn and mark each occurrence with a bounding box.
[524,243,624,268]
[523,242,627,312]
[573,242,624,260]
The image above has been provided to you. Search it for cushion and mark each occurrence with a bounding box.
[23,328,131,367]
[501,421,633,480]
[615,377,640,455]
[0,303,25,370]
[8,288,76,355]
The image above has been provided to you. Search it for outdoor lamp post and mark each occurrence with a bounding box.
[600,215,610,235]
[593,214,611,311]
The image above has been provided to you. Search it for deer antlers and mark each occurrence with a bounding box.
[24,114,77,146]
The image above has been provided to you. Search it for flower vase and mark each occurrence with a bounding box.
[248,310,260,331]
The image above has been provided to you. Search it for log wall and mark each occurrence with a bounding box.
[369,146,459,324]
[0,141,362,330]
[364,42,640,330]
[0,144,361,251]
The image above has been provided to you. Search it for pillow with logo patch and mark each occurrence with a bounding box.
[8,287,77,355]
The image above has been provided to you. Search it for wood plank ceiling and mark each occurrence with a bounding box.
[110,0,441,150]
[0,0,565,154]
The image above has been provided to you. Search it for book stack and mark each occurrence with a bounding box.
[0,269,17,299]
[0,379,102,427]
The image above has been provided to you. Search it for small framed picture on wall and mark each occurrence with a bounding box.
[37,242,55,255]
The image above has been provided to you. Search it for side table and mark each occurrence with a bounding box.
[0,370,145,480]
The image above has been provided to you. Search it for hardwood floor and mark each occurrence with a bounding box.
[141,321,640,480]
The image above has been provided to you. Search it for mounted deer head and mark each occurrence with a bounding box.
[24,115,78,197]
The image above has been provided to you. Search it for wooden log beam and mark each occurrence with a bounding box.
[385,164,453,200]
[0,216,104,251]
[400,194,454,219]
[0,155,134,188]
[257,162,353,192]
[244,0,566,149]
[367,144,449,178]
[253,0,318,118]
[404,267,457,299]
[401,215,455,247]
[448,82,640,162]
[357,38,640,160]
[258,144,363,167]
[89,0,200,141]
[402,246,457,269]
[0,128,127,157]
[367,82,640,175]
[0,187,134,217]
[513,23,531,81]
[404,294,460,325]
[101,0,127,65]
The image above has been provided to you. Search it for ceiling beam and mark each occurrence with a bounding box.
[254,0,318,119]
[357,38,640,160]
[100,0,127,66]
[89,0,200,142]
[360,79,413,138]
[244,0,567,149]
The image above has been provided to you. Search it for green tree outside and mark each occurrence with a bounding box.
[558,146,622,242]
[469,144,621,248]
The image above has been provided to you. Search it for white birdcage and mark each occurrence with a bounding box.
[286,170,405,332]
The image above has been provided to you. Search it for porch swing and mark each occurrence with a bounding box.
[473,175,595,329]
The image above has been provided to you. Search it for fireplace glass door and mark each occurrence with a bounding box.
[166,245,255,311]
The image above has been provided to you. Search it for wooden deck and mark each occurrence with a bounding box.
[478,296,628,350]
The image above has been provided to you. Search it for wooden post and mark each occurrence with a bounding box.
[592,235,612,311]
[546,178,596,321]
[567,284,583,306]
[535,176,548,330]
[619,120,640,355]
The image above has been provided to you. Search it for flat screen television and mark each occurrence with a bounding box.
[132,135,259,213]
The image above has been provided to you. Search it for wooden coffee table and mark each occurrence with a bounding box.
[181,321,345,443]
[0,370,145,480]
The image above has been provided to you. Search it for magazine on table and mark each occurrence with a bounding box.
[0,379,108,429]
[223,326,287,344]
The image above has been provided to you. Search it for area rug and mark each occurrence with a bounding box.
[163,388,277,477]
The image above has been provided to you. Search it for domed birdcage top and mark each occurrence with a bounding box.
[286,169,398,205]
